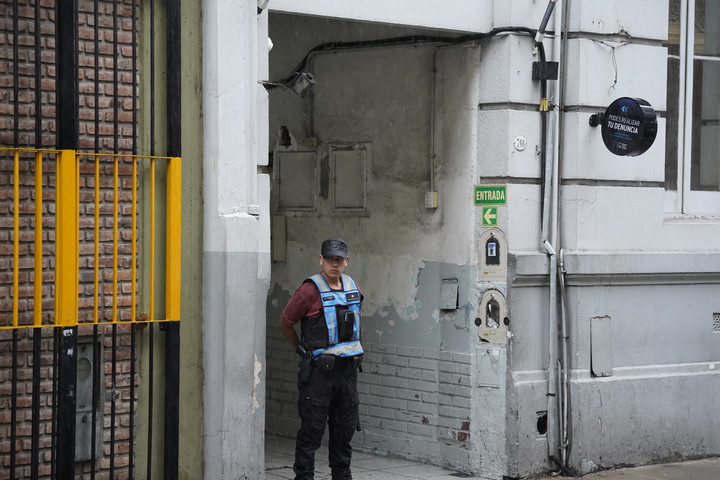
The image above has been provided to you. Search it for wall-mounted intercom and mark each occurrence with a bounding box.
[475,289,509,344]
[478,228,507,282]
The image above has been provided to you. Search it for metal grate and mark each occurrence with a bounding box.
[2,1,182,477]
[714,313,720,333]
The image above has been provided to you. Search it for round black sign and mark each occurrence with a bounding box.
[600,97,657,156]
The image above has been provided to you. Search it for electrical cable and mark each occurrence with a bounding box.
[265,27,539,90]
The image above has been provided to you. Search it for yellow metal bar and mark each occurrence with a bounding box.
[149,159,156,322]
[165,157,182,321]
[76,152,80,324]
[13,151,19,327]
[94,156,100,323]
[113,155,119,323]
[132,157,137,323]
[34,152,43,326]
[55,150,78,327]
[0,147,60,154]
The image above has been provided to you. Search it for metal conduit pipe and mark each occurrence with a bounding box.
[559,248,570,466]
[540,100,559,469]
[555,0,574,471]
[550,0,576,473]
[542,237,559,466]
[430,46,442,198]
[535,0,559,45]
[537,0,568,474]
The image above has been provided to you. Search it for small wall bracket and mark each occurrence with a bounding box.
[589,113,604,127]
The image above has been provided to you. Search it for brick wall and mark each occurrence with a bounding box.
[359,345,472,468]
[266,321,474,470]
[1,1,140,478]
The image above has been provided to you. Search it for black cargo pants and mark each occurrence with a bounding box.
[293,355,361,480]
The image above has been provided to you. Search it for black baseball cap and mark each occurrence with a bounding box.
[321,238,348,258]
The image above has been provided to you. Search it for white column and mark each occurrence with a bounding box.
[202,0,270,478]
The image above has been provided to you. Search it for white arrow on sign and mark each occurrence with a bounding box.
[483,207,497,224]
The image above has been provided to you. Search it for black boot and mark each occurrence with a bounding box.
[331,468,352,479]
[293,465,314,480]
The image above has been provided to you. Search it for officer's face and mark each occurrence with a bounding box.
[319,255,348,282]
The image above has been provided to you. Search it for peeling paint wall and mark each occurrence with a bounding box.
[264,11,495,474]
[265,12,483,350]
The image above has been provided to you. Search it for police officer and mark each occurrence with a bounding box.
[279,238,363,480]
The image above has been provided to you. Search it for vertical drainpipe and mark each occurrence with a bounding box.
[536,0,566,471]
[545,0,570,471]
[555,0,571,468]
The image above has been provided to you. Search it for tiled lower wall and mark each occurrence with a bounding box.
[265,327,474,469]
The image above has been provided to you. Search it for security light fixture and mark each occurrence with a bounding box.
[260,71,315,97]
[286,72,315,97]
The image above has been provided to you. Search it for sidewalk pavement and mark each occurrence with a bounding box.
[265,434,720,480]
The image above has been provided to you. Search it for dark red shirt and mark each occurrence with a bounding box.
[281,281,324,326]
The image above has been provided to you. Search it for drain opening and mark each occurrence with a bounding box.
[536,412,548,436]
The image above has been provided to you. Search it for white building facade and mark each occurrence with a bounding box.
[209,0,720,478]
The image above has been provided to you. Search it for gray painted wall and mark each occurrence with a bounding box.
[201,1,270,478]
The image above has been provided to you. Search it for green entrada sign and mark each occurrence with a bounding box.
[474,185,507,205]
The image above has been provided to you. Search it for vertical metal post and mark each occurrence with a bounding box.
[55,149,79,479]
[51,331,58,478]
[10,330,18,479]
[56,327,78,478]
[90,1,101,475]
[56,0,78,149]
[164,1,182,478]
[110,324,117,476]
[147,325,154,479]
[10,6,19,474]
[31,329,41,479]
[91,325,98,480]
[164,324,180,480]
[110,1,120,475]
[56,0,79,474]
[130,325,137,480]
[31,4,44,475]
[148,1,156,474]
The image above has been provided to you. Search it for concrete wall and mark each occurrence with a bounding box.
[269,0,495,33]
[264,11,494,474]
[507,0,720,477]
[201,1,271,478]
[264,1,720,478]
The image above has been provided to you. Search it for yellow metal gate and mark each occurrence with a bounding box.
[1,148,181,330]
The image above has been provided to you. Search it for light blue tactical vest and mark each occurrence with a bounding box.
[305,273,363,358]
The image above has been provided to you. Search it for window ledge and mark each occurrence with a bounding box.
[664,214,720,224]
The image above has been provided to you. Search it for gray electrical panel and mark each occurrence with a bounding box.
[75,342,102,462]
